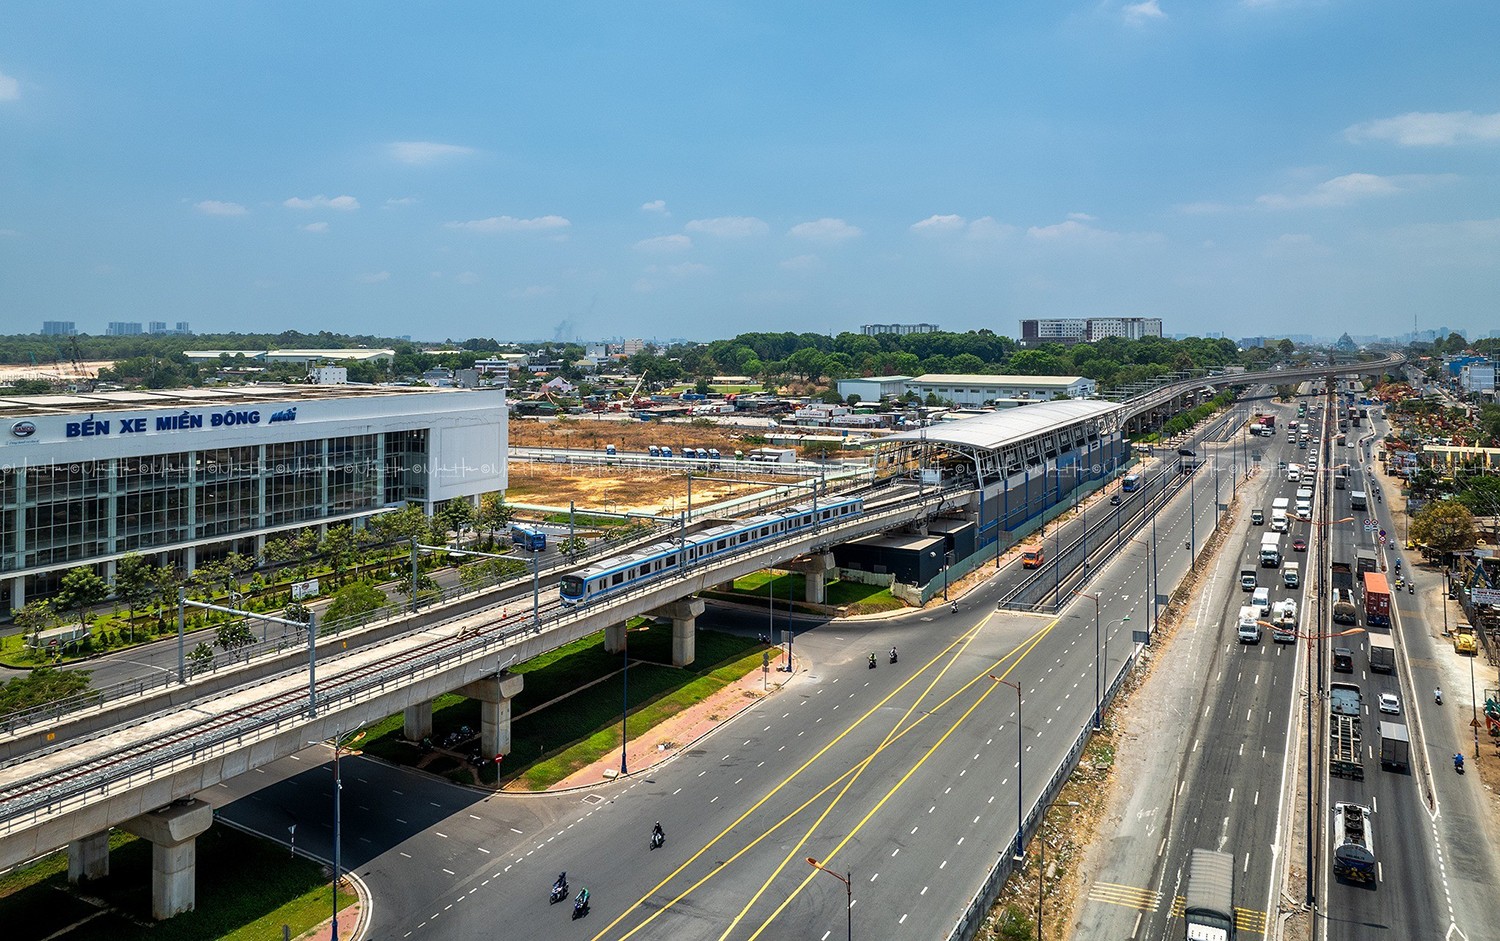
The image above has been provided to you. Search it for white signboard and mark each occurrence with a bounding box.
[1473,587,1500,606]
[291,578,320,601]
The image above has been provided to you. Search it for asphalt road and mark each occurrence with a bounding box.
[212,421,1231,939]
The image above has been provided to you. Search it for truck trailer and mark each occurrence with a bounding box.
[1183,849,1236,941]
[1363,571,1391,627]
[1379,721,1410,772]
[1368,633,1395,673]
[1333,802,1376,883]
[1330,682,1364,780]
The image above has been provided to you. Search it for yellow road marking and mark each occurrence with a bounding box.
[1086,881,1162,910]
[593,615,1057,940]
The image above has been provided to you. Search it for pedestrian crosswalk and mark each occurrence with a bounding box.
[1086,882,1266,934]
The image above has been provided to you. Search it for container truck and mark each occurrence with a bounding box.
[1368,633,1395,673]
[1183,849,1236,941]
[1363,571,1390,627]
[1350,490,1367,510]
[1355,549,1377,575]
[1379,721,1410,772]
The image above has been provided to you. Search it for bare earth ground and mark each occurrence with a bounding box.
[0,361,113,383]
[504,461,790,516]
[509,415,870,461]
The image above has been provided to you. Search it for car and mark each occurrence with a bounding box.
[1293,538,1307,552]
[1378,692,1401,715]
[1109,494,1122,506]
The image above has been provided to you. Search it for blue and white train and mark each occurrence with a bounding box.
[558,497,863,607]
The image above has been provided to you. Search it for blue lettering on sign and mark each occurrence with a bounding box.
[65,418,111,438]
[209,410,261,427]
[156,411,205,431]
[119,418,147,434]
[267,406,297,424]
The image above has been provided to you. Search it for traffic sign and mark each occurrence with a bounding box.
[1379,529,1387,538]
[1364,521,1376,533]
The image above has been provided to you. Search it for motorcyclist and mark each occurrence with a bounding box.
[1435,687,1443,704]
[652,821,664,843]
[554,872,567,890]
[868,652,878,668]
[951,600,959,613]
[1455,753,1465,771]
[890,646,898,663]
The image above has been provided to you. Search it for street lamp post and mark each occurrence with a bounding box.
[805,858,852,941]
[307,729,356,941]
[620,625,629,776]
[990,675,1023,861]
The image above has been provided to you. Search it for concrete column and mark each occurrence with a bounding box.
[182,544,196,576]
[603,622,627,654]
[121,799,213,920]
[7,575,23,615]
[67,831,110,884]
[403,701,433,741]
[786,553,836,605]
[458,672,525,758]
[650,598,705,667]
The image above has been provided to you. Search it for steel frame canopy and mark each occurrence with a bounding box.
[876,400,1123,489]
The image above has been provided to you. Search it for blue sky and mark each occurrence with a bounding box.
[2,2,1497,343]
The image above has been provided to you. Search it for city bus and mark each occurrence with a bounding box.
[1121,474,1141,492]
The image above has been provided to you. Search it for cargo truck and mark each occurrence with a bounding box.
[1330,682,1363,779]
[1355,549,1377,575]
[1330,560,1358,623]
[1379,721,1410,772]
[1282,561,1300,588]
[1334,466,1348,489]
[1368,633,1395,673]
[1260,533,1282,567]
[1183,849,1236,941]
[1240,568,1257,591]
[1333,802,1376,883]
[1350,490,1367,510]
[1363,571,1390,627]
[1237,606,1262,644]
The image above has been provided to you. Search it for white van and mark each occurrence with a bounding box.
[1250,587,1271,616]
[1296,486,1314,501]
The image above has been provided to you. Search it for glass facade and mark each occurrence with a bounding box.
[2,432,404,580]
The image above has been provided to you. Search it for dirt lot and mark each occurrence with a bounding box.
[0,361,113,384]
[505,461,789,515]
[509,415,871,461]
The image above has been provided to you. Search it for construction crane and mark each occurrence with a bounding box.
[68,337,96,392]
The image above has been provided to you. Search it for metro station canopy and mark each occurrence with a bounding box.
[875,400,1124,488]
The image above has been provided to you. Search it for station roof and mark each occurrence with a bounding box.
[908,373,1087,387]
[880,399,1121,452]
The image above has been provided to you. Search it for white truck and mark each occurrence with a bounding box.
[1271,497,1290,532]
[1184,849,1236,940]
[1282,561,1300,587]
[1259,533,1281,567]
[1237,605,1263,644]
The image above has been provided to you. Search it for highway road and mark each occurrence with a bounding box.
[211,415,1234,939]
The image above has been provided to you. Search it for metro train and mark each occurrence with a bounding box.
[558,497,864,607]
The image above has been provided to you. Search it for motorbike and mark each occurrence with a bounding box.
[1408,581,1414,594]
[950,601,959,613]
[650,828,664,850]
[572,889,590,920]
[1455,753,1465,775]
[550,874,568,904]
[889,648,898,664]
[1435,689,1443,705]
[868,654,877,670]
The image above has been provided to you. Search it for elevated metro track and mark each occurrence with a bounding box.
[0,483,969,870]
[1118,352,1405,423]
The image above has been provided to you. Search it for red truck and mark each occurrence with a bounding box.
[1255,413,1276,430]
[1363,571,1390,627]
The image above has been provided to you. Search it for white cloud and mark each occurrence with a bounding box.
[789,218,862,243]
[641,199,668,214]
[385,197,418,208]
[1345,111,1500,147]
[685,216,769,238]
[780,254,822,271]
[635,234,692,253]
[446,214,571,234]
[387,141,476,165]
[1123,0,1166,23]
[356,271,391,283]
[966,217,1018,240]
[1256,172,1405,209]
[285,194,360,211]
[455,271,481,285]
[195,200,248,216]
[910,214,966,235]
[1066,211,1097,221]
[509,285,556,298]
[1026,219,1121,242]
[0,70,19,101]
[301,222,329,233]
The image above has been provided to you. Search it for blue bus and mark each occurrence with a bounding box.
[1121,474,1141,493]
[510,524,547,552]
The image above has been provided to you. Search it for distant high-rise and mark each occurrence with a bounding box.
[149,321,168,334]
[860,323,939,336]
[41,321,78,336]
[175,321,192,335]
[106,322,144,336]
[1019,317,1162,346]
